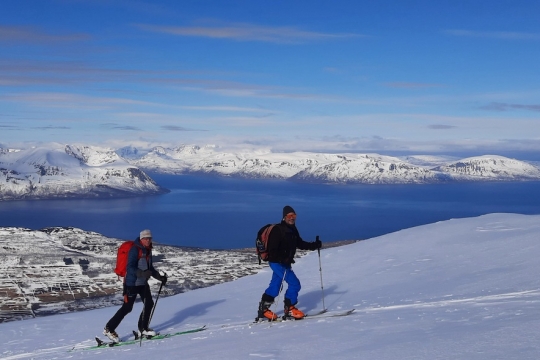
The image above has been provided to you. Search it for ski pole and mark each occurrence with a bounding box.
[317,236,326,312]
[148,272,166,326]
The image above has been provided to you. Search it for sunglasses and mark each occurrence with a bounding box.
[141,237,152,241]
[285,213,297,220]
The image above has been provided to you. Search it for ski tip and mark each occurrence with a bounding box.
[305,309,327,317]
[338,308,355,316]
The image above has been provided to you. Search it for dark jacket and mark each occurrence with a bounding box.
[125,237,160,287]
[266,221,318,265]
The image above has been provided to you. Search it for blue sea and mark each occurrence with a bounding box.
[1,174,540,249]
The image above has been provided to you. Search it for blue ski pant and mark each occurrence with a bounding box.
[265,262,301,305]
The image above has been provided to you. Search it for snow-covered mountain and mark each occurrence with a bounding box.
[290,153,451,184]
[0,144,168,201]
[130,145,441,182]
[2,213,540,359]
[2,143,540,202]
[126,144,540,184]
[433,155,540,180]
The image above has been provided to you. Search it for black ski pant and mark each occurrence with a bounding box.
[106,283,154,332]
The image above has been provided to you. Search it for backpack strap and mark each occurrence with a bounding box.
[122,243,144,283]
[258,224,275,265]
[258,224,287,265]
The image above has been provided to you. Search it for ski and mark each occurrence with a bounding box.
[80,326,206,350]
[254,308,355,324]
[306,308,329,317]
[306,308,355,318]
[286,308,355,321]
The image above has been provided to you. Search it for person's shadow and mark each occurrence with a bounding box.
[153,299,225,331]
[151,285,346,331]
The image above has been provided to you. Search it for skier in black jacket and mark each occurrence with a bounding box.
[257,205,321,321]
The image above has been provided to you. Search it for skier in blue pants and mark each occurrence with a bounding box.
[258,205,322,321]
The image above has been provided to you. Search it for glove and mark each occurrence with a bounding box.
[314,239,322,250]
[136,269,152,280]
[160,273,168,286]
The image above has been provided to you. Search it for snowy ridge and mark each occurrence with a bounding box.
[291,153,450,184]
[1,213,540,359]
[2,143,540,202]
[433,155,540,180]
[0,144,168,201]
[126,144,540,183]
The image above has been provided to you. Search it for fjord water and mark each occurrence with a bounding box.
[1,174,540,249]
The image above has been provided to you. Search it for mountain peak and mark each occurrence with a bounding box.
[0,144,168,201]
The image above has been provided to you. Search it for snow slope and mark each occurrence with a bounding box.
[2,213,540,359]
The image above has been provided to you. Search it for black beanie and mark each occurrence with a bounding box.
[282,205,296,218]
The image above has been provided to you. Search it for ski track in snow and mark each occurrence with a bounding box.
[249,353,279,358]
[354,289,540,312]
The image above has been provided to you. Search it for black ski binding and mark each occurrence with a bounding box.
[95,336,117,347]
[132,330,158,340]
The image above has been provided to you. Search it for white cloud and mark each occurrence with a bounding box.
[0,25,90,44]
[445,29,540,40]
[137,22,364,44]
[1,92,161,110]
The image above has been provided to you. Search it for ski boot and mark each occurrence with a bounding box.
[283,298,305,320]
[138,328,157,339]
[256,300,278,322]
[103,327,120,343]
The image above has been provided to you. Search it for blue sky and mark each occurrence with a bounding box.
[1,0,540,156]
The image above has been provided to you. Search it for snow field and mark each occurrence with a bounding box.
[2,213,540,359]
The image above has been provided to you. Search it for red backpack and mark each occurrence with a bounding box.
[114,241,143,278]
[255,224,282,264]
